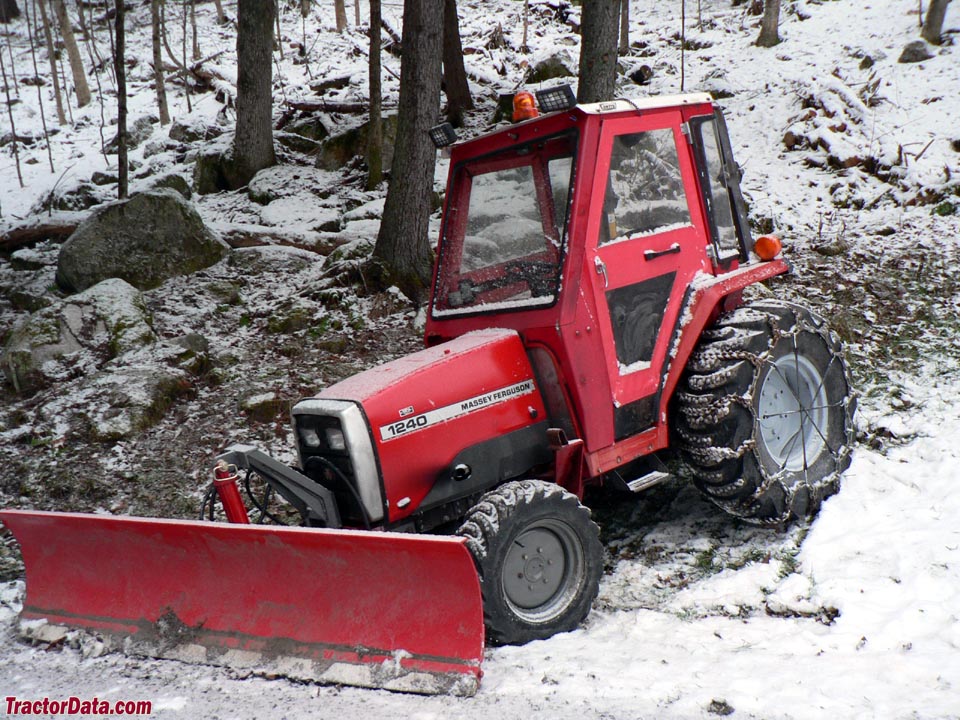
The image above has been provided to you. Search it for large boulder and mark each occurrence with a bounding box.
[316,114,398,172]
[75,364,190,441]
[56,189,228,292]
[2,278,156,394]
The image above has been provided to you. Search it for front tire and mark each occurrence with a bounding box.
[457,480,603,645]
[676,299,856,525]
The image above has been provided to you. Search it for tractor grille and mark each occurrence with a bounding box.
[291,399,384,527]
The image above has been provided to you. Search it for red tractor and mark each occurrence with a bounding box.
[2,89,855,695]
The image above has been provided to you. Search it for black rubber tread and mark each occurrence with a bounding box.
[675,299,856,525]
[457,480,603,646]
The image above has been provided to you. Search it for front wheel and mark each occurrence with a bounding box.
[675,299,856,525]
[457,480,603,645]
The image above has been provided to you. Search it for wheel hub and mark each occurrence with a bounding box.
[757,350,829,472]
[501,520,585,622]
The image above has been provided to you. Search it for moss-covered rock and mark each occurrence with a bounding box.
[56,189,228,292]
[316,114,398,171]
[2,278,156,394]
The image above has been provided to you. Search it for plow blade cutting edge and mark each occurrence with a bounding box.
[0,510,485,695]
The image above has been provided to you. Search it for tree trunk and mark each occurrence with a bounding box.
[151,0,170,124]
[353,0,360,25]
[334,0,347,31]
[577,0,619,103]
[53,0,91,108]
[619,0,630,55]
[922,0,951,44]
[0,45,23,187]
[0,0,20,23]
[38,0,66,124]
[231,0,276,188]
[373,0,444,304]
[191,0,201,60]
[442,0,472,126]
[521,0,529,52]
[367,0,383,189]
[115,0,127,198]
[756,0,781,47]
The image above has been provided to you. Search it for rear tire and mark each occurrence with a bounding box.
[675,299,856,525]
[457,480,603,645]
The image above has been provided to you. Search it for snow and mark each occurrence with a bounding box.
[2,0,960,717]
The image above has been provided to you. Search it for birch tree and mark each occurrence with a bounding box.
[53,0,91,108]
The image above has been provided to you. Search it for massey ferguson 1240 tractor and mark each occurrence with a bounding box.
[2,89,855,695]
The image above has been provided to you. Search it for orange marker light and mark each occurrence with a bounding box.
[753,234,782,261]
[512,91,539,122]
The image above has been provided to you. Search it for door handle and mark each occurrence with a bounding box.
[643,243,681,261]
[594,256,608,287]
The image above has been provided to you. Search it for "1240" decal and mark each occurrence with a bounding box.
[379,379,536,442]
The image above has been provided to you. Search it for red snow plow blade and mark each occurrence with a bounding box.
[0,509,484,695]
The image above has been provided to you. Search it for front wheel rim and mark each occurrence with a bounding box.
[757,351,830,472]
[501,519,585,624]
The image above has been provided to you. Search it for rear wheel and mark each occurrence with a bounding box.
[457,480,603,645]
[675,299,856,525]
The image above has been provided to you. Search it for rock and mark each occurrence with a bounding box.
[284,115,329,142]
[276,131,323,154]
[142,172,192,199]
[527,53,575,84]
[32,182,108,213]
[78,364,189,441]
[106,115,158,153]
[316,114,399,172]
[248,165,342,205]
[2,278,156,394]
[56,189,228,292]
[898,40,933,63]
[169,114,226,143]
[91,171,119,186]
[239,390,282,423]
[193,147,230,195]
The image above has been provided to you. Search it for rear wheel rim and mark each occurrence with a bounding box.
[501,519,585,624]
[757,351,829,472]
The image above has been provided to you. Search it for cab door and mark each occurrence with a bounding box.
[586,111,711,440]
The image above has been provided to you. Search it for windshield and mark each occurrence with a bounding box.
[432,131,577,317]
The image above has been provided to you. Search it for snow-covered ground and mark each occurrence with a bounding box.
[2,0,960,717]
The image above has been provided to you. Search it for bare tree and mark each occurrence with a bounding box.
[442,0,472,125]
[23,0,54,171]
[922,0,952,44]
[373,0,444,303]
[230,0,276,188]
[619,0,630,55]
[37,0,66,124]
[334,0,347,31]
[191,0,200,60]
[367,0,383,189]
[151,0,170,124]
[353,0,359,25]
[0,44,23,186]
[53,0,91,107]
[578,0,619,103]
[115,0,128,198]
[757,0,781,47]
[521,0,529,52]
[213,0,225,24]
[0,0,20,23]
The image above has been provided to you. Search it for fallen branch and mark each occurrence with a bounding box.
[285,98,370,114]
[1,214,83,251]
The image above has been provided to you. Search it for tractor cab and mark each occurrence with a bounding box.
[426,92,756,460]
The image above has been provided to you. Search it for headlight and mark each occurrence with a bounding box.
[299,426,321,448]
[325,427,346,451]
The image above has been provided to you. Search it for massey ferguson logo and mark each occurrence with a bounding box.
[380,379,536,442]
